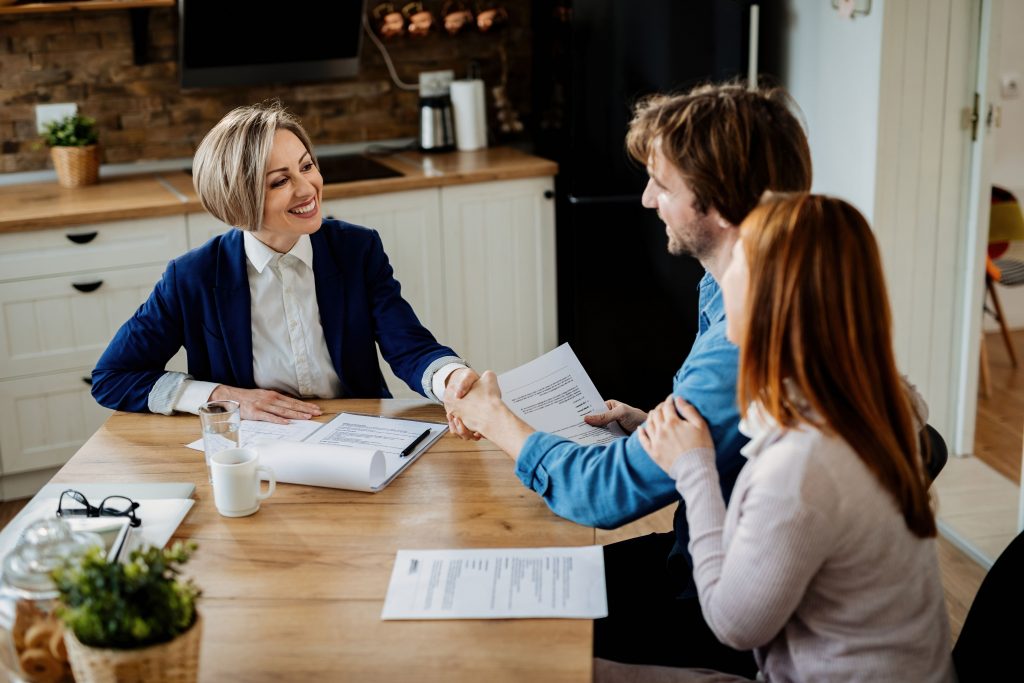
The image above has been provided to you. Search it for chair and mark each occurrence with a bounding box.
[952,528,1024,681]
[922,424,948,484]
[980,187,1024,394]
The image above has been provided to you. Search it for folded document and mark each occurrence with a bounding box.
[188,412,447,492]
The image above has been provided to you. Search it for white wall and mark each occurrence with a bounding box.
[780,0,885,222]
[986,0,1024,331]
[781,0,980,447]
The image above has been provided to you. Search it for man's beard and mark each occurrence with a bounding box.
[666,216,716,261]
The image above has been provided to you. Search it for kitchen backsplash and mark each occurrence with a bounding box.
[0,3,531,173]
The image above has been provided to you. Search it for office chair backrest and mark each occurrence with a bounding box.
[952,529,1024,681]
[923,424,948,484]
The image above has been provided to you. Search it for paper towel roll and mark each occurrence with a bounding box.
[450,79,487,151]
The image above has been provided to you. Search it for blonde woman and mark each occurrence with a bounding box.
[634,194,953,681]
[93,101,476,426]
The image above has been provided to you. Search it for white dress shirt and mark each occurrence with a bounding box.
[147,231,465,414]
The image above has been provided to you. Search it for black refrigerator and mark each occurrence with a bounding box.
[531,0,774,409]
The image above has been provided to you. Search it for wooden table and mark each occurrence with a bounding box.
[50,400,596,682]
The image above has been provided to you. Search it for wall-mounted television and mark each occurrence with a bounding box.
[178,1,367,88]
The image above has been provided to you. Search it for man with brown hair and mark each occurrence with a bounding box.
[446,82,812,672]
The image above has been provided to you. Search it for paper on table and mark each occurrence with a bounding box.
[252,441,387,493]
[381,546,607,620]
[0,498,194,562]
[497,343,626,445]
[184,419,323,451]
[306,413,446,490]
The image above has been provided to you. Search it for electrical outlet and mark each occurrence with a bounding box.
[36,102,78,133]
[419,70,454,97]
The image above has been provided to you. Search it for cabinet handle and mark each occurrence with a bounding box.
[72,280,103,293]
[66,231,98,244]
[543,190,554,200]
[82,376,93,386]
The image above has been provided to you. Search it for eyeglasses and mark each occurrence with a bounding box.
[56,489,142,528]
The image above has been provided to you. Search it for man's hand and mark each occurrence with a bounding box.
[584,399,647,433]
[209,385,322,424]
[448,370,505,436]
[444,367,482,440]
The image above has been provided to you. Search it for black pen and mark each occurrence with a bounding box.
[399,428,432,458]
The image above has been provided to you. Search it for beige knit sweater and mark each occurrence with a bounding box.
[669,409,954,683]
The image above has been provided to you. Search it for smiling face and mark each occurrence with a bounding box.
[641,140,719,260]
[257,128,323,253]
[721,237,750,345]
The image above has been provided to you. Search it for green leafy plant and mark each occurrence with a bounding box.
[50,541,201,649]
[40,113,98,147]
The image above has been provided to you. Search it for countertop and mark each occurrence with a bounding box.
[0,148,558,234]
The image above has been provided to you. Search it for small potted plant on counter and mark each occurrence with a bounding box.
[51,541,202,683]
[42,114,100,188]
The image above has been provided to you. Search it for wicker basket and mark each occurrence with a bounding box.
[63,614,201,683]
[50,145,100,188]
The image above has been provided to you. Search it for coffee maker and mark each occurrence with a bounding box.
[418,71,455,152]
[418,94,455,152]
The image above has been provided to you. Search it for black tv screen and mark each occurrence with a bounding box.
[179,1,366,88]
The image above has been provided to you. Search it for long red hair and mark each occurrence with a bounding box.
[737,194,935,538]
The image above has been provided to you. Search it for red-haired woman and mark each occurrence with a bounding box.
[637,194,953,681]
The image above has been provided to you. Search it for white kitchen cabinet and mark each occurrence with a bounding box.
[0,264,172,377]
[0,216,188,494]
[440,177,557,375]
[0,216,187,283]
[0,369,112,476]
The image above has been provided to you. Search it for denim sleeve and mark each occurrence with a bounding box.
[515,430,678,529]
[514,321,747,531]
[674,329,747,491]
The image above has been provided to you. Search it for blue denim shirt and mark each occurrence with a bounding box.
[514,273,748,530]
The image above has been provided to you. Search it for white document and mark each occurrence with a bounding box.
[307,413,446,490]
[381,546,608,620]
[193,413,447,493]
[498,343,627,445]
[185,419,323,451]
[0,497,194,562]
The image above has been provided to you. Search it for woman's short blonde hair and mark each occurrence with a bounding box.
[192,100,316,231]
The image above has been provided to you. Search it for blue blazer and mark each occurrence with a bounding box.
[92,220,459,412]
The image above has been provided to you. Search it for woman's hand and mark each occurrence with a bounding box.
[584,399,648,433]
[444,367,483,440]
[637,396,714,475]
[209,385,322,424]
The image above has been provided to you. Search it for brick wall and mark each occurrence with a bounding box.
[0,4,532,173]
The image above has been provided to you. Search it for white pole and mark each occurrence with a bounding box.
[748,4,760,89]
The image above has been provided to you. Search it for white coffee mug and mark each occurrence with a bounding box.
[210,448,276,517]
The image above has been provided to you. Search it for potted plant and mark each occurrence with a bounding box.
[50,541,202,683]
[41,114,100,188]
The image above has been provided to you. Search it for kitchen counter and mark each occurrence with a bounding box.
[0,147,558,233]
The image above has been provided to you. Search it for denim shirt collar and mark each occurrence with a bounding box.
[697,271,726,335]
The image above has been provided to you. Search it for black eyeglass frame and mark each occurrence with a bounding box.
[56,489,142,528]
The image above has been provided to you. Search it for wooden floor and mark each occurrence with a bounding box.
[975,329,1024,484]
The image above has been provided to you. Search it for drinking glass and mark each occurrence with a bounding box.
[198,400,241,483]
